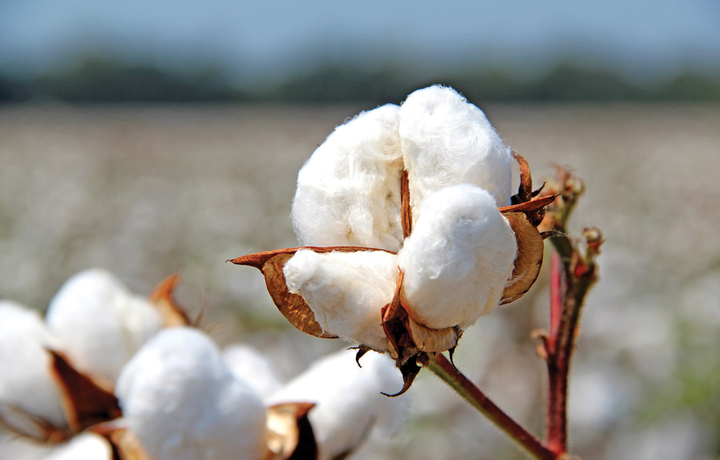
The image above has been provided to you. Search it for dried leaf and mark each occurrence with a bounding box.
[231,246,396,339]
[406,319,459,353]
[265,402,317,460]
[498,194,557,214]
[401,169,412,238]
[94,426,152,460]
[382,354,422,398]
[0,404,70,444]
[511,151,533,204]
[49,351,122,433]
[500,212,545,305]
[263,253,337,339]
[147,273,191,327]
[381,271,418,364]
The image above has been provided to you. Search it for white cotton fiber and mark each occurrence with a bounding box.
[398,185,517,330]
[43,433,112,460]
[222,343,284,399]
[0,301,67,429]
[283,250,398,352]
[267,348,406,460]
[115,328,267,460]
[45,269,163,384]
[399,85,513,219]
[291,104,405,251]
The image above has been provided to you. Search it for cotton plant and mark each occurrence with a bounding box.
[233,85,603,459]
[0,270,191,449]
[232,85,553,389]
[114,327,407,460]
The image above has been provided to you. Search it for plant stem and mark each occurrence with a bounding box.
[427,353,556,460]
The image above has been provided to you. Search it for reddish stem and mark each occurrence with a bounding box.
[428,353,555,460]
[548,252,564,352]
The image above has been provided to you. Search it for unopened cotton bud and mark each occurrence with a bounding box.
[116,327,267,460]
[222,344,284,399]
[267,348,406,460]
[291,104,404,251]
[398,185,517,330]
[283,250,398,352]
[42,433,112,460]
[399,85,513,219]
[45,269,163,383]
[0,301,67,428]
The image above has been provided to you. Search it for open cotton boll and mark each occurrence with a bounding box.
[267,348,406,460]
[0,429,53,460]
[0,301,67,429]
[45,269,163,383]
[291,104,405,251]
[116,327,267,460]
[398,185,517,330]
[399,85,513,219]
[222,344,284,399]
[283,249,398,352]
[42,433,112,460]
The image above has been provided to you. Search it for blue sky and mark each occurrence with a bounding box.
[1,0,719,84]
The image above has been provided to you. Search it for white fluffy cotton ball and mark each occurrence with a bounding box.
[45,269,163,383]
[116,327,267,460]
[291,104,404,251]
[267,348,406,460]
[398,185,517,330]
[42,433,113,460]
[0,301,67,429]
[283,249,398,352]
[399,85,513,219]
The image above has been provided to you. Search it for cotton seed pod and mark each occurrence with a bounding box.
[42,433,113,460]
[399,85,513,219]
[398,185,517,330]
[0,301,67,429]
[222,344,284,399]
[291,104,404,251]
[116,327,268,460]
[283,249,398,353]
[45,269,163,384]
[267,348,406,460]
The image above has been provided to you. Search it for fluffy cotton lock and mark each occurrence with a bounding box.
[399,85,513,218]
[0,301,67,429]
[116,327,267,460]
[267,348,406,460]
[398,185,517,330]
[283,249,398,352]
[291,104,404,251]
[222,344,284,399]
[45,269,163,383]
[42,433,112,460]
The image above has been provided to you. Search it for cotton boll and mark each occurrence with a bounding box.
[223,344,284,399]
[0,301,67,429]
[399,85,513,218]
[116,327,267,460]
[267,348,406,460]
[398,185,516,330]
[0,429,53,460]
[45,269,163,383]
[42,433,112,460]
[283,250,398,352]
[292,104,405,251]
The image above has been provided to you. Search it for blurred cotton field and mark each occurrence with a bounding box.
[1,102,720,460]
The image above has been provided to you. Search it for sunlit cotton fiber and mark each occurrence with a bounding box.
[115,327,267,460]
[399,85,513,221]
[267,348,406,460]
[43,433,112,460]
[398,185,517,330]
[0,301,67,429]
[45,269,163,384]
[291,104,404,251]
[283,249,398,352]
